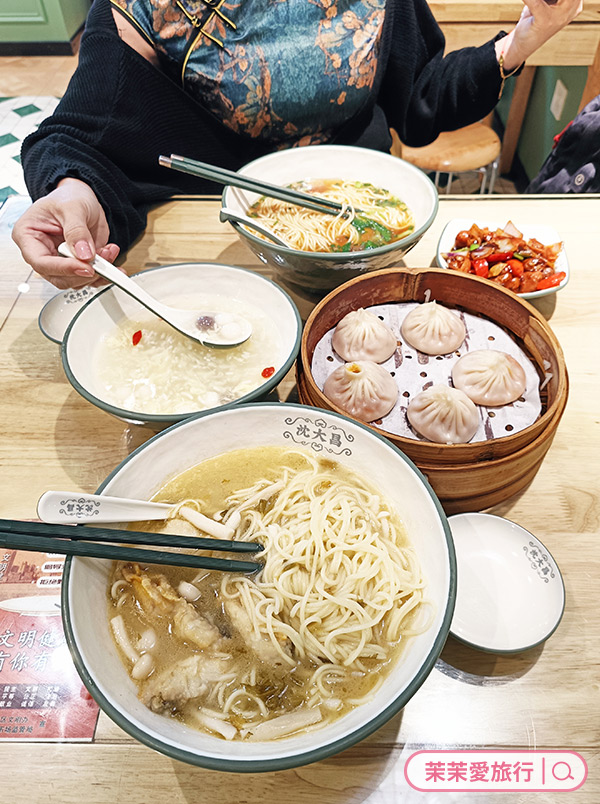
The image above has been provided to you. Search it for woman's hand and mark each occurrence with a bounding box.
[12,178,120,289]
[497,0,583,73]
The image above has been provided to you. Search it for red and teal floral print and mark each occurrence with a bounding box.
[110,0,384,146]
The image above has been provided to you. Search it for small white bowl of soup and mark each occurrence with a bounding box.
[61,262,301,427]
[221,145,439,296]
[62,402,455,772]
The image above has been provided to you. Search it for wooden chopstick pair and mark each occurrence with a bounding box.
[0,519,262,573]
[158,153,346,217]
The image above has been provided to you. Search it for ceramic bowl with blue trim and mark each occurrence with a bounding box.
[62,403,455,772]
[61,262,301,428]
[221,145,439,296]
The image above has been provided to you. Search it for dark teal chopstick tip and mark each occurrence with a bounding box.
[161,154,343,216]
[0,519,261,554]
[0,519,263,573]
[0,531,261,573]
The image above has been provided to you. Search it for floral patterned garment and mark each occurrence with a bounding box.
[110,0,384,146]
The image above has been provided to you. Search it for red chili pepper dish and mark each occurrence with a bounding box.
[443,222,564,295]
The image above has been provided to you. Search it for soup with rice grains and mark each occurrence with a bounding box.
[94,294,280,415]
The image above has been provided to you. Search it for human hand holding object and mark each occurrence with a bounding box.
[11,177,120,290]
[496,0,583,73]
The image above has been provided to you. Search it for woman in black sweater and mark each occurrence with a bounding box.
[12,0,582,288]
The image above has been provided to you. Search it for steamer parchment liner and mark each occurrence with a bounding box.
[311,302,542,444]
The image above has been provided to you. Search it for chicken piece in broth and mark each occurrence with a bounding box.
[224,599,294,672]
[140,654,232,712]
[122,564,221,650]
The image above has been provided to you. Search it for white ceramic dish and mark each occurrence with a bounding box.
[436,218,569,301]
[61,262,301,427]
[222,145,438,294]
[62,402,455,772]
[448,512,565,653]
[38,285,102,343]
[0,595,62,616]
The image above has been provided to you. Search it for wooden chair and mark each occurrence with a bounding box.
[390,120,502,194]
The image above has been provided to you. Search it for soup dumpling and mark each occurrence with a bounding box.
[407,384,479,444]
[324,361,398,422]
[332,308,397,363]
[452,350,526,406]
[401,301,466,355]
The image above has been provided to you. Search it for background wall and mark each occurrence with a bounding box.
[0,0,91,52]
[497,66,589,182]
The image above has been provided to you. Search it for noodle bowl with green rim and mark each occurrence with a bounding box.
[62,403,455,772]
[221,145,439,295]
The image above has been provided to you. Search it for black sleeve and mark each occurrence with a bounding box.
[20,0,263,250]
[22,2,164,249]
[378,0,505,146]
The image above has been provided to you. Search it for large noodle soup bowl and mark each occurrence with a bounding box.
[63,403,455,771]
[221,145,439,294]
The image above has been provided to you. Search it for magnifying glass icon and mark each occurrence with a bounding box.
[552,762,574,781]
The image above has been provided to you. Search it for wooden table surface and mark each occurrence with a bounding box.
[0,194,599,802]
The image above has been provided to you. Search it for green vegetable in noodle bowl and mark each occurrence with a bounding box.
[247,179,415,254]
[108,446,429,743]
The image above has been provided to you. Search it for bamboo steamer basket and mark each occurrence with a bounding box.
[297,267,569,513]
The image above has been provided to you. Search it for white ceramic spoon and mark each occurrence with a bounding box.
[219,207,290,247]
[37,490,235,539]
[57,242,252,347]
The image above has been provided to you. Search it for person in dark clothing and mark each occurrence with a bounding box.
[12,0,583,289]
[526,94,600,193]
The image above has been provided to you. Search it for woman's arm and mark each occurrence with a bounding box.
[15,0,212,285]
[497,0,583,73]
[20,0,180,246]
[15,1,167,285]
[380,0,582,147]
[13,7,163,287]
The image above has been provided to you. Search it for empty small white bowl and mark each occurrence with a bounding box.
[448,512,565,653]
[61,262,301,428]
[38,285,102,343]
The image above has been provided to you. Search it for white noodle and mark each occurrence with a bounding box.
[178,506,234,540]
[178,581,201,602]
[110,615,139,664]
[110,580,128,600]
[137,628,157,651]
[220,451,426,692]
[247,180,414,254]
[223,689,268,719]
[132,653,154,680]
